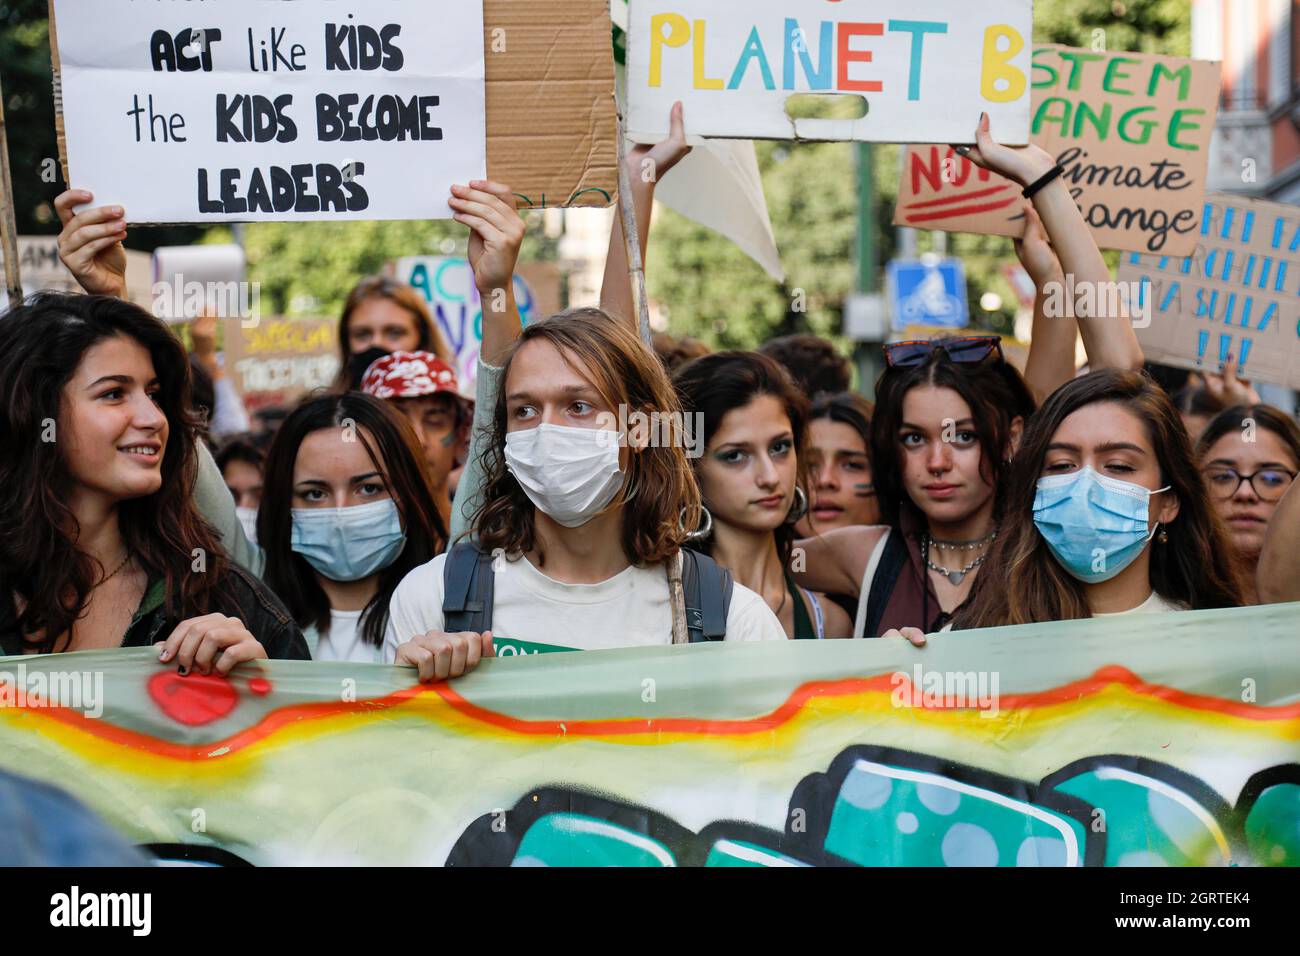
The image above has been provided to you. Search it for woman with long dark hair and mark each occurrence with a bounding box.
[796,391,879,536]
[0,293,309,667]
[674,352,852,639]
[1196,404,1300,604]
[956,370,1244,629]
[259,394,446,661]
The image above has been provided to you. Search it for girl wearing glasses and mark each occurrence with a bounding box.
[791,114,1146,640]
[1196,405,1300,604]
[955,370,1243,629]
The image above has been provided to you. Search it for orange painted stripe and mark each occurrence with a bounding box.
[7,664,1297,763]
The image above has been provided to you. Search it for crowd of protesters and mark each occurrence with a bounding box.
[2,106,1298,683]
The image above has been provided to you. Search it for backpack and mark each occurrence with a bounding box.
[441,542,733,642]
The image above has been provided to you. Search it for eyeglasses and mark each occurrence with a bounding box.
[1202,467,1297,501]
[882,336,1004,368]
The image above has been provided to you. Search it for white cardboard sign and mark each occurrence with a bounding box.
[51,0,486,223]
[626,0,1033,144]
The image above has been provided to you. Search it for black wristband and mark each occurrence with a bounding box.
[1022,164,1064,199]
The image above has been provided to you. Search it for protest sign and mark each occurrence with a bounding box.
[0,235,151,312]
[1119,193,1300,390]
[50,0,487,223]
[2,602,1296,866]
[223,316,339,410]
[626,0,1032,144]
[392,256,555,394]
[50,0,618,216]
[893,46,1221,256]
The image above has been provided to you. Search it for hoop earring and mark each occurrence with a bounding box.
[1157,529,1168,544]
[785,486,808,525]
[682,505,713,541]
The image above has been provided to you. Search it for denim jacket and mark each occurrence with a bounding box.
[0,563,311,660]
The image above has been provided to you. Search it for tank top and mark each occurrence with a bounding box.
[787,573,826,640]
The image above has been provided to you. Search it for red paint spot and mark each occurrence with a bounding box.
[147,671,238,726]
[248,678,272,697]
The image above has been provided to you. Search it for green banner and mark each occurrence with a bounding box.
[1,603,1297,866]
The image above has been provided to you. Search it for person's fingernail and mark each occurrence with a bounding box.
[177,665,188,676]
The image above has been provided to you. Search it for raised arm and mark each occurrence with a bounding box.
[964,114,1145,375]
[446,180,526,543]
[1257,478,1300,604]
[601,101,691,330]
[1014,202,1076,404]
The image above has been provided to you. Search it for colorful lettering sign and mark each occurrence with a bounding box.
[1120,194,1300,389]
[50,0,486,222]
[223,316,340,410]
[894,46,1221,256]
[627,0,1032,144]
[1,602,1296,866]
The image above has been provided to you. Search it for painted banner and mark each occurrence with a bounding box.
[894,46,1221,256]
[50,0,486,222]
[1119,193,1300,390]
[393,257,543,395]
[627,0,1033,144]
[223,316,340,411]
[1,603,1296,866]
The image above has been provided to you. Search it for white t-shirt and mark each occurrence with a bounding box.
[1093,591,1188,617]
[308,608,384,663]
[383,552,786,659]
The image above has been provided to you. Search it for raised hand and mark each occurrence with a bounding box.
[448,180,525,300]
[55,190,128,299]
[1013,201,1062,284]
[956,112,1056,189]
[629,100,692,186]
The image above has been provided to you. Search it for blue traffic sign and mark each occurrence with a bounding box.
[885,257,969,331]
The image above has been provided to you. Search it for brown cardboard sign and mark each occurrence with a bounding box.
[223,316,339,410]
[1118,193,1300,389]
[893,46,1221,256]
[49,0,616,215]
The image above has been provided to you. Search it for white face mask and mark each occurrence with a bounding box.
[504,423,624,528]
[235,506,259,546]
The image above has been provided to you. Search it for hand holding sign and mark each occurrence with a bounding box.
[54,190,128,299]
[1013,202,1061,286]
[629,100,692,185]
[449,180,525,298]
[954,112,1054,189]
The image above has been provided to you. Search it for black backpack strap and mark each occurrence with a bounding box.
[680,549,732,642]
[863,531,908,638]
[442,541,495,633]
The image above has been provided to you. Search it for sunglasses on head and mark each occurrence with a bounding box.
[882,336,1003,368]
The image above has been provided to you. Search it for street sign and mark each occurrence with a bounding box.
[885,256,968,332]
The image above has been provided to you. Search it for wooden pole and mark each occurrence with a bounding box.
[0,73,23,304]
[614,108,652,346]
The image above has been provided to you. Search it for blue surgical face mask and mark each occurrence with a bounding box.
[290,498,406,583]
[1032,467,1170,584]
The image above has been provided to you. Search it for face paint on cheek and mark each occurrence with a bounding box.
[853,483,876,498]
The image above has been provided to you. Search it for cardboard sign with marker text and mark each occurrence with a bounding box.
[627,0,1032,144]
[50,0,616,220]
[223,316,340,411]
[894,46,1221,256]
[1118,193,1300,389]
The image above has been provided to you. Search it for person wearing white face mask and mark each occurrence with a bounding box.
[216,437,265,546]
[259,394,448,663]
[384,310,786,679]
[946,370,1246,634]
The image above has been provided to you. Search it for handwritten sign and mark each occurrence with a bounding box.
[1118,195,1300,390]
[394,256,541,393]
[894,46,1221,256]
[627,0,1032,144]
[224,316,340,409]
[50,0,486,223]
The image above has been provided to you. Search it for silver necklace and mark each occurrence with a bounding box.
[922,532,994,586]
[927,528,997,551]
